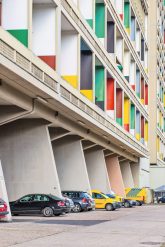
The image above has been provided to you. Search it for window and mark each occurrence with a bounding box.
[92,193,105,199]
[33,195,50,202]
[20,195,33,202]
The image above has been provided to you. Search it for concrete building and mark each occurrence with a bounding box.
[149,0,165,189]
[0,0,149,217]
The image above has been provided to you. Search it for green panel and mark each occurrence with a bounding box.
[116,118,122,126]
[86,19,93,29]
[130,104,135,129]
[95,3,105,38]
[117,64,123,71]
[136,92,140,98]
[124,2,130,29]
[95,66,105,102]
[7,29,28,47]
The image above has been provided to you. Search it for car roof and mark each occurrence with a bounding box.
[62,191,87,193]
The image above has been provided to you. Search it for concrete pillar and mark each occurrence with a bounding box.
[139,157,150,188]
[84,148,111,193]
[0,161,12,221]
[52,136,91,192]
[120,161,134,188]
[0,119,61,201]
[130,163,140,187]
[106,156,125,197]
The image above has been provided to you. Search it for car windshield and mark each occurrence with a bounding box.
[49,194,64,201]
[100,193,109,199]
[107,194,115,198]
[83,193,93,199]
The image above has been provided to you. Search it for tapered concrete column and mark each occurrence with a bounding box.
[0,161,12,221]
[106,156,125,197]
[120,161,134,188]
[52,137,91,192]
[130,163,140,187]
[84,148,111,193]
[0,119,61,201]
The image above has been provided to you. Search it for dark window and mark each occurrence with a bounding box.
[33,195,50,202]
[20,195,33,202]
[92,193,105,199]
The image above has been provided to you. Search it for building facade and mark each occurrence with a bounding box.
[0,0,150,213]
[149,0,165,188]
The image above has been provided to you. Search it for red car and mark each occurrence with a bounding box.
[0,198,8,218]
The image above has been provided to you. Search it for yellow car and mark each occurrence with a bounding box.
[91,190,120,211]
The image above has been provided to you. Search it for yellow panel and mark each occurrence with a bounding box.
[144,121,148,142]
[62,75,78,89]
[141,99,144,105]
[164,93,165,107]
[136,133,140,141]
[157,136,160,152]
[126,28,130,34]
[80,90,93,101]
[124,98,130,124]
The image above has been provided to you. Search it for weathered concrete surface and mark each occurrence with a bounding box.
[1,205,165,247]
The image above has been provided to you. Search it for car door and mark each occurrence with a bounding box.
[13,195,34,213]
[92,193,106,208]
[31,195,50,213]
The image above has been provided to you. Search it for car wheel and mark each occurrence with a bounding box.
[72,203,82,213]
[42,207,53,217]
[136,201,142,206]
[105,203,113,211]
[124,202,130,208]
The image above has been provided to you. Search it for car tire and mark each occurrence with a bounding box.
[124,202,130,208]
[42,207,53,217]
[136,201,142,206]
[72,203,82,213]
[105,203,113,211]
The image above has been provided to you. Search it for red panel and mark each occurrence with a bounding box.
[131,85,135,91]
[141,116,144,138]
[141,79,144,100]
[124,124,129,132]
[107,78,114,110]
[145,84,148,105]
[116,88,122,118]
[39,56,56,70]
[120,14,123,20]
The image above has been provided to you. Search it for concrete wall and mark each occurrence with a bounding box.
[106,156,125,197]
[120,161,134,188]
[52,136,91,192]
[84,148,111,193]
[150,166,165,189]
[0,119,61,201]
[139,158,150,188]
[130,163,140,187]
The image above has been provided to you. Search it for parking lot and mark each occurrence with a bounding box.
[0,205,165,247]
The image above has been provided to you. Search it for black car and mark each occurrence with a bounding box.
[62,191,95,212]
[10,194,70,217]
[158,196,165,203]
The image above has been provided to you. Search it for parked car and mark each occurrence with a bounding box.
[91,190,120,211]
[62,194,75,212]
[106,193,123,208]
[62,191,95,212]
[106,193,136,208]
[123,199,136,208]
[158,196,165,203]
[0,198,9,218]
[10,194,70,217]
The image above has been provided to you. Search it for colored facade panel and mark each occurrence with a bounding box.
[124,2,130,33]
[136,110,140,140]
[131,16,135,41]
[86,19,93,28]
[124,97,130,131]
[130,103,135,130]
[141,79,144,104]
[141,39,145,61]
[107,22,115,53]
[107,78,114,110]
[80,51,93,90]
[79,0,93,29]
[136,69,140,98]
[145,84,148,105]
[7,29,28,47]
[144,121,148,143]
[116,88,123,126]
[62,76,78,89]
[141,116,144,144]
[39,56,56,69]
[95,66,105,110]
[95,3,105,38]
[80,90,93,101]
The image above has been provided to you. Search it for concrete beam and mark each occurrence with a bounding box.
[52,136,91,192]
[106,156,125,197]
[84,148,111,193]
[120,161,135,188]
[49,127,70,141]
[0,119,61,201]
